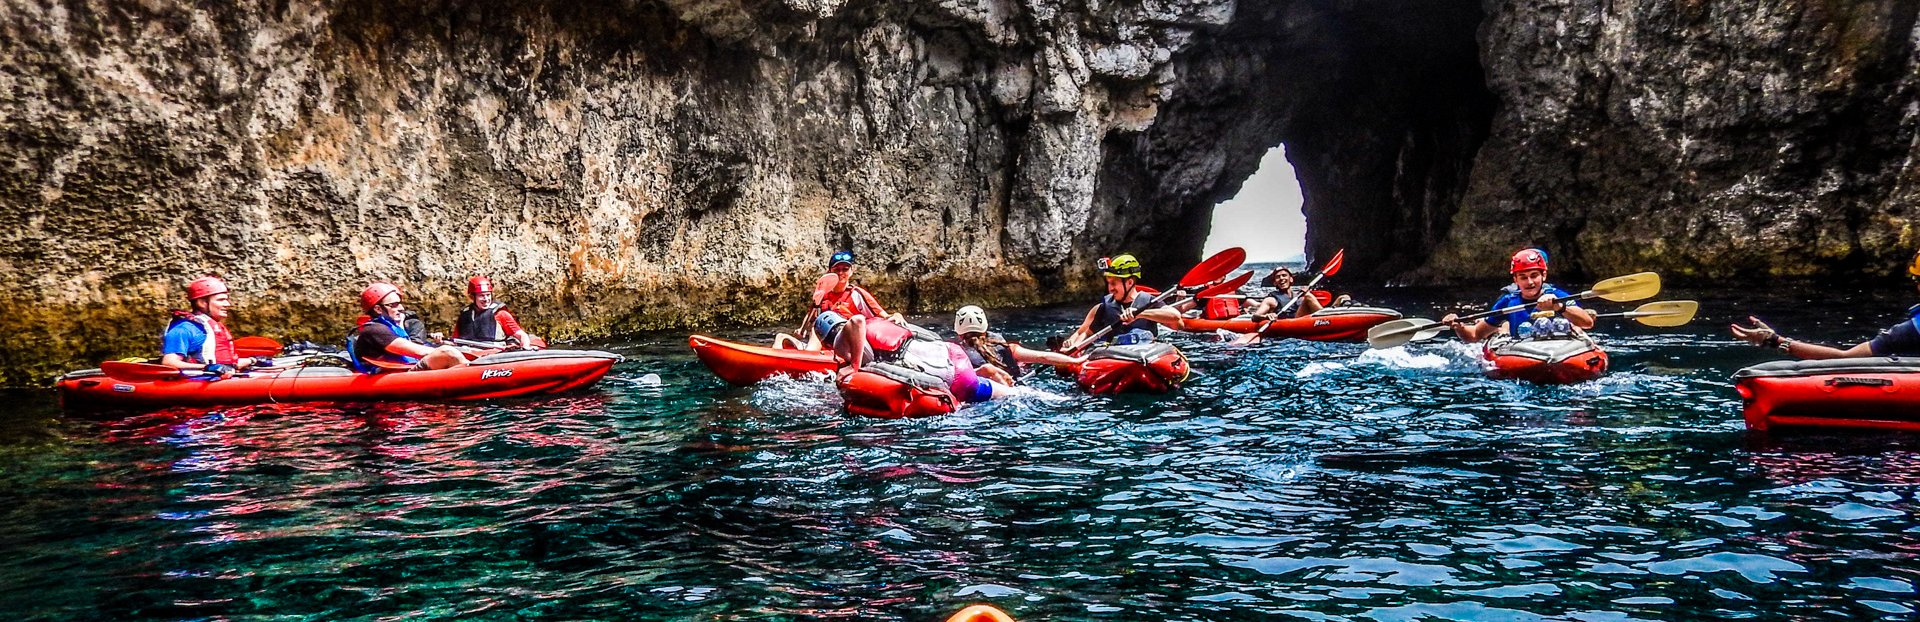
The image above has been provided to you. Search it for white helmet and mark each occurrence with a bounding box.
[954,305,990,336]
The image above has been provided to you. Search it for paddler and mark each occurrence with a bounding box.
[803,250,909,371]
[951,305,1085,386]
[1247,267,1325,320]
[455,276,544,349]
[349,282,468,372]
[1442,248,1595,342]
[1730,249,1920,358]
[160,276,270,379]
[1065,254,1186,348]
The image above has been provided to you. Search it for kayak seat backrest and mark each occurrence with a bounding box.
[865,362,947,391]
[1089,342,1177,364]
[276,367,356,379]
[1733,356,1920,380]
[468,349,625,366]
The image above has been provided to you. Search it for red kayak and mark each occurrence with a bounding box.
[837,362,958,418]
[689,335,835,385]
[1076,342,1189,394]
[1736,358,1920,432]
[1180,306,1402,341]
[56,350,621,410]
[1481,337,1608,384]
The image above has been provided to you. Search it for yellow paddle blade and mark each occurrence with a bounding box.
[1623,300,1698,327]
[1589,272,1661,302]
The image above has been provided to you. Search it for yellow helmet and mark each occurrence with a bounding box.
[1908,248,1920,277]
[1100,254,1143,279]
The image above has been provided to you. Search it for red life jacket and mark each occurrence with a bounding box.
[820,284,880,318]
[864,318,913,352]
[169,310,237,365]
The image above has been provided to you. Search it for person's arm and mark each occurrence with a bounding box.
[1442,314,1496,343]
[1732,316,1879,360]
[384,337,437,359]
[1293,290,1323,316]
[1561,302,1595,329]
[1011,343,1086,366]
[1066,306,1100,348]
[1136,305,1186,329]
[495,310,541,349]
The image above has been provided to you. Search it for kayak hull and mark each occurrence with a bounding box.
[1735,358,1920,432]
[690,334,835,385]
[1076,342,1189,394]
[1181,307,1401,341]
[1483,338,1608,385]
[56,350,621,411]
[836,362,957,419]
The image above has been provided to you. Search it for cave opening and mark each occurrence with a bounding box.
[1204,146,1306,265]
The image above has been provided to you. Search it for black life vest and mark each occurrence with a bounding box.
[456,302,509,341]
[1094,291,1160,338]
[956,333,1023,378]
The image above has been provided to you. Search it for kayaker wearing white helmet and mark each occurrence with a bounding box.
[951,305,1086,386]
[1731,249,1920,358]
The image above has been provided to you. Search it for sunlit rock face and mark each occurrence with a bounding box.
[1,0,1914,384]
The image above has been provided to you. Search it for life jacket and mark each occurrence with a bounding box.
[346,315,419,373]
[1490,283,1576,331]
[820,285,881,319]
[1094,291,1160,340]
[166,311,238,365]
[1204,297,1243,320]
[456,302,509,341]
[955,332,1023,378]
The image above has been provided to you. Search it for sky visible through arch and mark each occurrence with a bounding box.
[1203,146,1305,263]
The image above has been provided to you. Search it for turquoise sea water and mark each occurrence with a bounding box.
[2,282,1918,621]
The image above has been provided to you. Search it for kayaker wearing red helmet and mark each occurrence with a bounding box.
[455,276,544,349]
[160,276,268,379]
[1731,249,1920,358]
[803,250,908,371]
[1246,266,1325,321]
[1066,254,1186,348]
[349,283,468,372]
[1442,248,1596,342]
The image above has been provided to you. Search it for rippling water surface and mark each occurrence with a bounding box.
[3,285,1919,621]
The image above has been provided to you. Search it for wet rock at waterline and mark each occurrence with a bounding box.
[2,0,1917,385]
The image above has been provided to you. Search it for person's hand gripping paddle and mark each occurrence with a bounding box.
[1062,247,1247,354]
[1365,272,1663,349]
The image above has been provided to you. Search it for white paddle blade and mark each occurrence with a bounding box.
[1625,300,1698,327]
[1367,318,1441,349]
[1590,272,1661,302]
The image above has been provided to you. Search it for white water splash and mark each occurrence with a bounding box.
[1297,346,1459,378]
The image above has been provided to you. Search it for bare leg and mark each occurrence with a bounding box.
[836,315,869,370]
[423,345,470,370]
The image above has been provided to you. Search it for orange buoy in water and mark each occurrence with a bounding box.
[945,604,1015,622]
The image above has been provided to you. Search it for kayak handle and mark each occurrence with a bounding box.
[1828,376,1894,388]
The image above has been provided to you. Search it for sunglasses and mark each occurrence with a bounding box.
[376,300,406,310]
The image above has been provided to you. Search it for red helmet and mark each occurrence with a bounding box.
[468,276,493,296]
[186,276,229,301]
[359,282,401,312]
[1509,248,1548,274]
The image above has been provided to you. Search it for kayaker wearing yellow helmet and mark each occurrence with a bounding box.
[1066,254,1186,348]
[1731,250,1920,358]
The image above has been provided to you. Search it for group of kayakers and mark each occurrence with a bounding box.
[159,275,545,377]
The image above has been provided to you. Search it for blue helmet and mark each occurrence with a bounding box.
[830,250,855,267]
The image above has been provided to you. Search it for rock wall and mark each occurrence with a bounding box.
[3,0,1917,385]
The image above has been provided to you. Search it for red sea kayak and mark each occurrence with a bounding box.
[1481,337,1608,384]
[1076,342,1190,394]
[1735,358,1920,432]
[56,350,621,410]
[837,362,958,418]
[689,334,835,385]
[1181,306,1401,341]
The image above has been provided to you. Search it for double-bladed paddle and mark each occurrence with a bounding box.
[100,361,222,382]
[1063,247,1247,353]
[1365,272,1663,349]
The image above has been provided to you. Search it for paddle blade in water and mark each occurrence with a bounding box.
[1367,318,1441,349]
[1179,247,1247,288]
[1625,300,1698,327]
[1590,272,1661,302]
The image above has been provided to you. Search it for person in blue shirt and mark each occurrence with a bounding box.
[1731,250,1920,358]
[1441,248,1596,343]
[160,276,269,379]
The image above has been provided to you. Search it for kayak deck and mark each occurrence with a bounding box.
[56,350,622,410]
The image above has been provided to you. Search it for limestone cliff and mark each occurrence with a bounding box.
[3,0,1917,386]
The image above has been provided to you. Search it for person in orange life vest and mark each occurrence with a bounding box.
[802,250,906,372]
[1442,248,1595,343]
[455,276,543,349]
[350,283,468,371]
[160,276,269,379]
